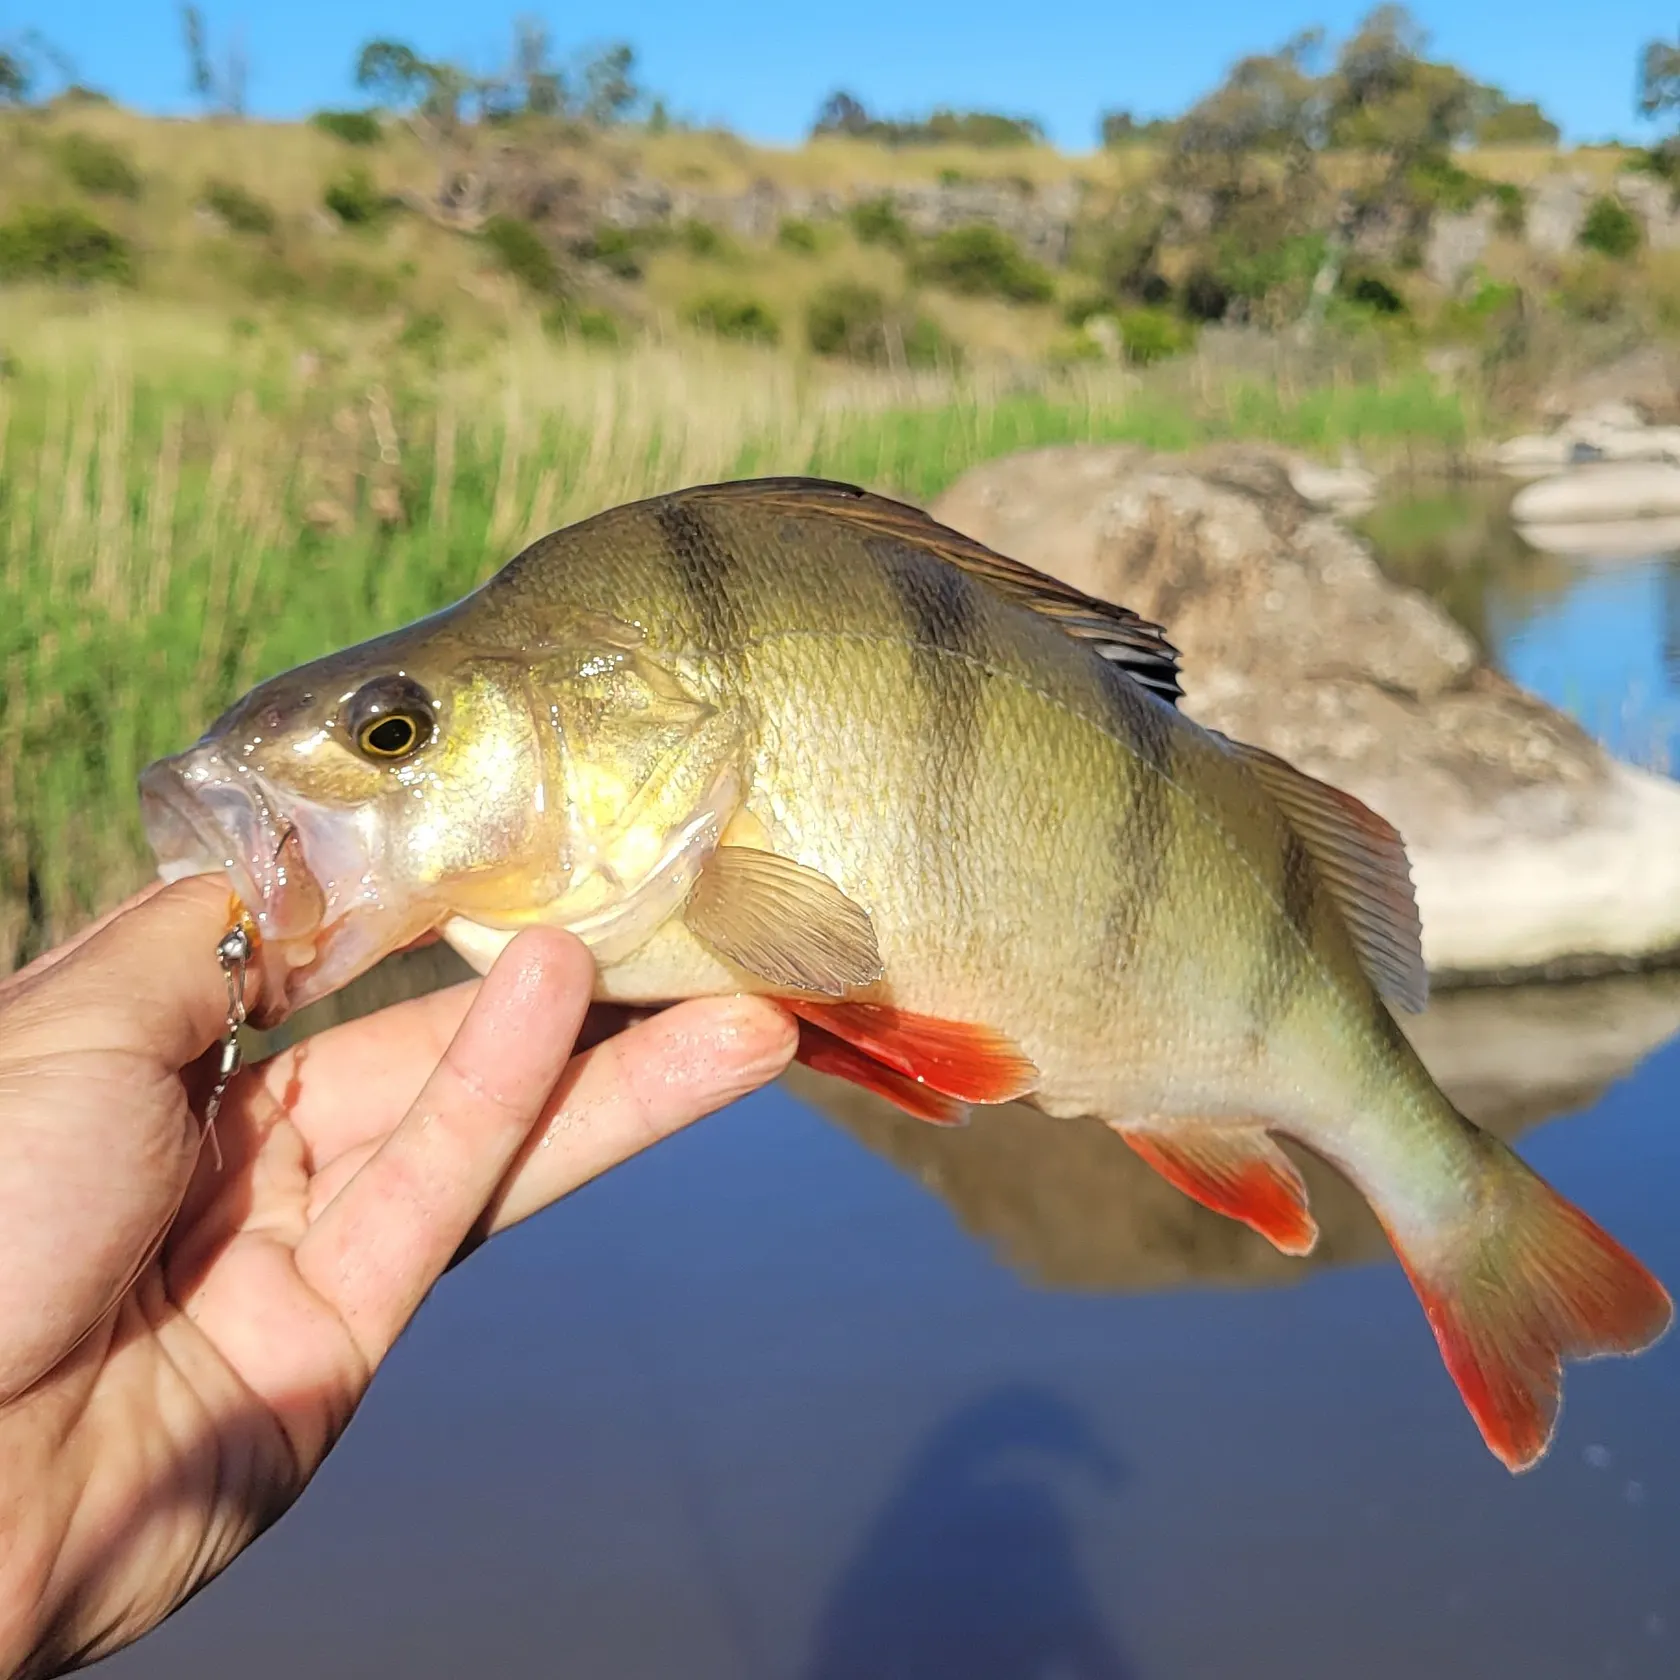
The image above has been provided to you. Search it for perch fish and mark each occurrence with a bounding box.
[139,475,1671,1470]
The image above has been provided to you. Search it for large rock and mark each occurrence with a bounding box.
[930,443,1680,984]
[1512,460,1680,525]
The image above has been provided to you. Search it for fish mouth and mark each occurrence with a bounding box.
[139,750,423,1026]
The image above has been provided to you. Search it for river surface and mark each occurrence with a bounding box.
[107,487,1680,1680]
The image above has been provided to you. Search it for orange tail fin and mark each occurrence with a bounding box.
[1393,1138,1671,1472]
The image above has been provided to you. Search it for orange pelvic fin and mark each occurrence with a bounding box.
[1115,1121,1319,1257]
[1390,1144,1672,1472]
[794,1021,970,1126]
[785,1000,1039,1105]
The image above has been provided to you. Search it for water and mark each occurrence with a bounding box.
[108,489,1680,1680]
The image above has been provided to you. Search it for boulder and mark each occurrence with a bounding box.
[1511,460,1680,525]
[930,443,1680,983]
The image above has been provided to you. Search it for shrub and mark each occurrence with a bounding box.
[57,132,141,199]
[482,215,563,295]
[805,281,951,366]
[777,217,820,254]
[0,206,134,284]
[1181,267,1232,321]
[1116,306,1194,365]
[201,180,276,236]
[576,224,646,279]
[1061,291,1112,327]
[543,300,625,345]
[848,196,911,250]
[1555,253,1627,322]
[1342,269,1406,315]
[1491,182,1525,238]
[679,217,731,258]
[684,290,779,343]
[398,310,446,353]
[311,108,382,145]
[913,224,1054,303]
[1579,195,1641,260]
[323,167,390,226]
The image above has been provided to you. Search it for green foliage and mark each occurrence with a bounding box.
[397,310,446,353]
[0,205,134,283]
[1491,181,1525,236]
[804,280,946,365]
[812,90,1042,147]
[322,166,391,226]
[1578,195,1641,259]
[56,132,142,200]
[1211,230,1326,314]
[1098,109,1177,147]
[1471,97,1558,145]
[678,217,732,259]
[1406,155,1488,213]
[848,195,912,250]
[913,225,1054,303]
[542,300,626,345]
[776,217,820,254]
[684,290,779,343]
[1116,306,1195,364]
[201,180,276,236]
[481,215,564,294]
[1435,274,1523,341]
[1061,291,1112,326]
[311,108,382,145]
[1341,269,1406,314]
[575,224,647,279]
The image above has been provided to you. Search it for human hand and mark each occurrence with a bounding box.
[0,877,796,1678]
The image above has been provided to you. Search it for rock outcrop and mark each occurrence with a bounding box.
[930,443,1680,983]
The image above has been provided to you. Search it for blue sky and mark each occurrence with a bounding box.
[20,1,1680,149]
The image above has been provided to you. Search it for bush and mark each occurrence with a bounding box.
[804,280,947,365]
[543,300,625,346]
[1116,306,1194,365]
[398,310,446,353]
[684,290,779,343]
[0,206,134,284]
[1490,182,1525,238]
[1061,290,1112,327]
[777,217,820,254]
[1579,195,1641,260]
[679,217,731,259]
[912,224,1054,303]
[1181,267,1232,321]
[201,180,276,236]
[1555,254,1627,322]
[311,108,382,145]
[323,167,390,227]
[57,132,141,200]
[848,196,912,250]
[482,215,564,295]
[576,224,646,279]
[1341,269,1406,315]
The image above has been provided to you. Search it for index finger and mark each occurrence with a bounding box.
[0,874,252,1073]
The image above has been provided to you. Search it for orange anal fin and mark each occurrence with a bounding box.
[794,1022,970,1126]
[1115,1121,1319,1257]
[1386,1148,1673,1473]
[786,1001,1038,1105]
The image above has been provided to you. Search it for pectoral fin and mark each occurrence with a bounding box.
[683,846,884,996]
[1114,1120,1319,1256]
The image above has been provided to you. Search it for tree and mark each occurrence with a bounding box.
[181,5,246,117]
[0,50,28,105]
[1640,36,1680,121]
[813,90,871,138]
[579,43,639,126]
[512,15,563,115]
[354,39,435,110]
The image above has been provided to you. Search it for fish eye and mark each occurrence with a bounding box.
[346,675,436,763]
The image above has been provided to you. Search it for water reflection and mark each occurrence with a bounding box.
[803,1386,1132,1680]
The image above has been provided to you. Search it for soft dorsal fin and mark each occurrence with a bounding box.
[1223,736,1429,1013]
[681,476,1186,707]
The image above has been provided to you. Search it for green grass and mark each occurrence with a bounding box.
[0,306,1475,963]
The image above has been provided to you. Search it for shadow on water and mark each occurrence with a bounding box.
[803,1385,1133,1680]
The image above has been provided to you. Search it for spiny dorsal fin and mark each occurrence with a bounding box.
[680,476,1185,707]
[1222,735,1429,1013]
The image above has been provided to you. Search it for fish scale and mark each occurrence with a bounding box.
[139,474,1672,1472]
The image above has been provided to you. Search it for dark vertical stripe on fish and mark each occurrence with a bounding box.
[868,536,987,827]
[655,498,741,654]
[1251,826,1318,1041]
[1097,674,1179,978]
